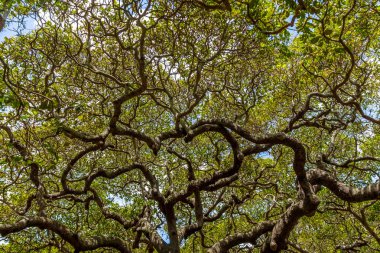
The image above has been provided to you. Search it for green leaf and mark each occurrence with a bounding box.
[324,29,333,35]
[310,36,320,44]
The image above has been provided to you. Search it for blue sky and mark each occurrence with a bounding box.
[0,17,35,41]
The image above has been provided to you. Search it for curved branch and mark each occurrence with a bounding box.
[208,221,276,253]
[261,195,319,252]
[0,217,131,252]
[190,120,314,198]
[308,169,380,202]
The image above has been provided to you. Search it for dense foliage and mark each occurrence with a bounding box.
[0,0,379,252]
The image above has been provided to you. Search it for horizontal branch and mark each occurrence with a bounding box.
[0,217,131,252]
[208,221,276,253]
[308,169,380,202]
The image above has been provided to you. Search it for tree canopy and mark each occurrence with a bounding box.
[0,0,379,252]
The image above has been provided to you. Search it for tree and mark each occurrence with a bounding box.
[0,0,379,252]
[0,0,46,32]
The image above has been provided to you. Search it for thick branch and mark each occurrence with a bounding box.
[208,221,276,253]
[308,169,380,202]
[0,217,131,252]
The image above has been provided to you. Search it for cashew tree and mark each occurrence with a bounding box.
[0,0,379,252]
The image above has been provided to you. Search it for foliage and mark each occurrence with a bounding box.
[0,0,379,252]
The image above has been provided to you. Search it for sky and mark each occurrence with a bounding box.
[0,17,36,42]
